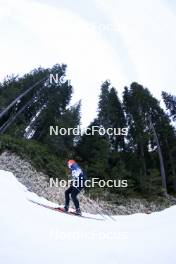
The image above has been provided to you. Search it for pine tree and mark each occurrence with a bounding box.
[162,91,176,121]
[76,119,109,180]
[0,64,81,158]
[98,80,111,128]
[123,82,176,194]
[123,83,150,189]
[98,81,126,151]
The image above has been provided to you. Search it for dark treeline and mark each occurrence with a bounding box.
[0,65,176,197]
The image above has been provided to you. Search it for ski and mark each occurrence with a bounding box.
[28,199,104,221]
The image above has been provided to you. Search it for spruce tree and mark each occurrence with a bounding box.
[98,80,126,151]
[123,82,176,194]
[162,91,176,121]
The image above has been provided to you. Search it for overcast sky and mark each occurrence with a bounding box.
[0,0,176,127]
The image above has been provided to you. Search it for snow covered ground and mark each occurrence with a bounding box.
[0,170,176,264]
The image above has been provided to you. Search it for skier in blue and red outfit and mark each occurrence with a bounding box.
[64,160,86,215]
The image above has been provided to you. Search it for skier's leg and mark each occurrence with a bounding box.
[71,187,81,210]
[64,186,72,211]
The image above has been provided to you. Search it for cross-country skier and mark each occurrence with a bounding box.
[64,160,85,215]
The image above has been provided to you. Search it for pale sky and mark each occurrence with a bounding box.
[0,0,176,127]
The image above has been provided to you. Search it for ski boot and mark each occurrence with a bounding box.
[64,206,69,213]
[75,208,82,216]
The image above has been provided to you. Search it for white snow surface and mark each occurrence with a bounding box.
[0,170,176,264]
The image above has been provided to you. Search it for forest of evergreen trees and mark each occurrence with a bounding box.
[0,64,176,198]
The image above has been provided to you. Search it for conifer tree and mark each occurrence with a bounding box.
[162,91,176,121]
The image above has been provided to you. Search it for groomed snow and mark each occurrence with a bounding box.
[0,170,175,264]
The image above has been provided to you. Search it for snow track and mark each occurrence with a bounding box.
[0,170,175,264]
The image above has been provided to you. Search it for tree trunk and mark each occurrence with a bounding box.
[0,77,46,119]
[139,140,147,189]
[170,152,176,192]
[149,116,167,195]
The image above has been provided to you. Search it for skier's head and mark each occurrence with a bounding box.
[67,159,76,169]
